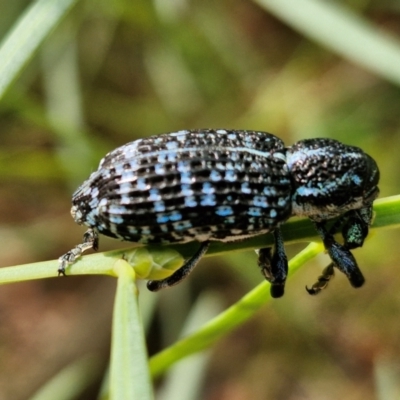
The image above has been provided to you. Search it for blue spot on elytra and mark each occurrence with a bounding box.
[137,178,147,190]
[253,196,268,207]
[225,170,236,182]
[166,141,178,150]
[177,160,191,172]
[149,188,160,201]
[167,152,177,162]
[110,215,124,224]
[157,153,167,163]
[89,197,99,208]
[156,214,171,224]
[169,211,182,222]
[180,171,192,184]
[86,214,97,226]
[215,205,233,217]
[202,182,214,195]
[118,182,133,193]
[173,220,192,231]
[278,197,288,206]
[248,207,262,217]
[200,194,216,206]
[181,184,193,196]
[154,201,166,212]
[155,163,165,174]
[210,170,222,181]
[108,204,127,214]
[241,182,251,194]
[297,187,318,197]
[185,196,197,207]
[263,187,277,196]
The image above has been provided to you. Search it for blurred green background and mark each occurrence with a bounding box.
[0,0,400,399]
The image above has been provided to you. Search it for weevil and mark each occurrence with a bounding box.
[58,129,379,297]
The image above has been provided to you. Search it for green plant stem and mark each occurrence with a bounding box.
[110,260,153,400]
[149,242,323,378]
[0,195,396,385]
[0,195,398,284]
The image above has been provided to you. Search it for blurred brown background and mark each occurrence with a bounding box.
[0,0,400,399]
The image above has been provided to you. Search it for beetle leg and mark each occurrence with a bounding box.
[306,262,335,295]
[258,228,288,298]
[58,228,99,276]
[147,241,210,291]
[341,206,373,249]
[314,221,365,289]
[324,205,373,250]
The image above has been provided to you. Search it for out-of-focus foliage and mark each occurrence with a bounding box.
[0,0,400,399]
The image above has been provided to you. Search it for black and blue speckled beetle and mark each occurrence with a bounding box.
[58,129,380,298]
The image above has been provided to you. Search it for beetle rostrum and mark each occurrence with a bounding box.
[58,129,380,297]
